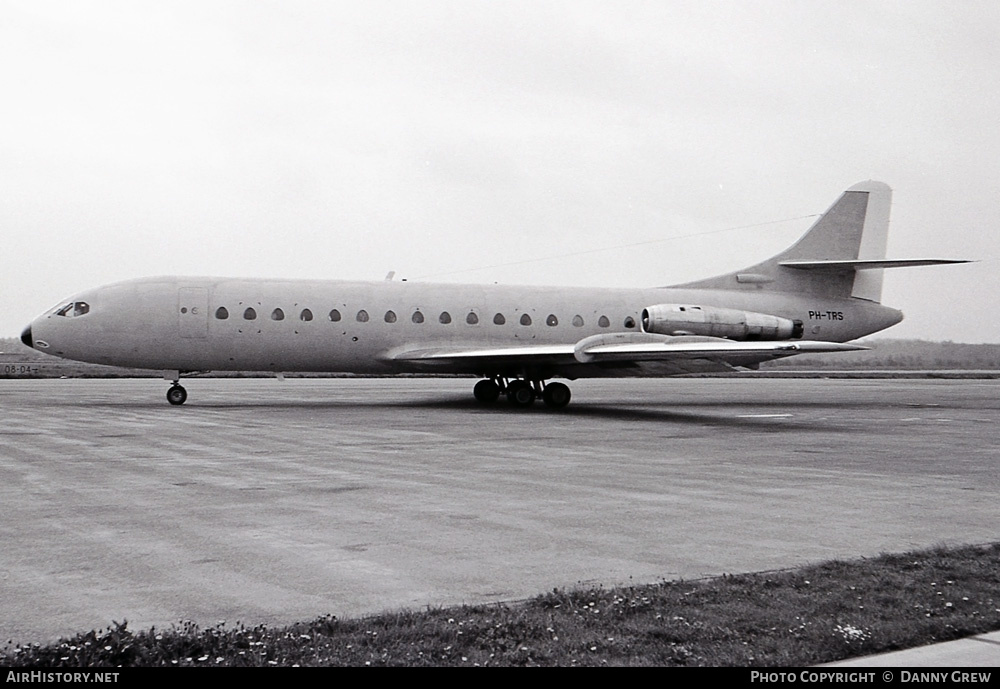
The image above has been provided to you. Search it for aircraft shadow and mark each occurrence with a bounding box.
[132,396,857,431]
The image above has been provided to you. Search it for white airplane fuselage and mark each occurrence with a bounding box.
[26,276,902,375]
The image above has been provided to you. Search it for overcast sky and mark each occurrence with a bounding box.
[3,0,997,342]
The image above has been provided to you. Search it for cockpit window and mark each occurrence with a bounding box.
[55,302,90,317]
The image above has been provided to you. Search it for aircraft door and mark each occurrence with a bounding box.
[178,287,209,339]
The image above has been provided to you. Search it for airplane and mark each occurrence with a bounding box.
[19,180,968,408]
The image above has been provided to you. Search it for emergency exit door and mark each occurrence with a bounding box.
[178,287,209,339]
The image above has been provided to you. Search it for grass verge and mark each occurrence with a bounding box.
[5,542,999,667]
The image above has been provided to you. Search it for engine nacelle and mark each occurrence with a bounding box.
[640,304,803,340]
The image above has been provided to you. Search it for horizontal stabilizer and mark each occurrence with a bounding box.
[780,259,971,271]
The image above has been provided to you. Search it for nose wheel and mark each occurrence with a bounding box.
[166,384,188,406]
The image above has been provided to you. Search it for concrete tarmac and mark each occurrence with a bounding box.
[1,377,998,648]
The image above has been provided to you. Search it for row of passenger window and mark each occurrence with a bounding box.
[214,306,636,329]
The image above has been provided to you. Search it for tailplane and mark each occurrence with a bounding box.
[673,181,966,303]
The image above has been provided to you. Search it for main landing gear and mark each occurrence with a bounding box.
[473,378,571,409]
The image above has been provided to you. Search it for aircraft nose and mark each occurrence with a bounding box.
[20,324,33,348]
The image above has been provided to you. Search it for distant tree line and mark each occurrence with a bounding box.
[3,337,1000,376]
[763,339,1000,370]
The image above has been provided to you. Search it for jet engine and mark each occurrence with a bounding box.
[640,304,803,340]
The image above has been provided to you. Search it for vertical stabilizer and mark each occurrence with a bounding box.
[847,181,892,301]
[672,181,893,302]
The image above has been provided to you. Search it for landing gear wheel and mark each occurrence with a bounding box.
[166,384,187,406]
[542,382,571,409]
[507,380,535,408]
[473,379,501,403]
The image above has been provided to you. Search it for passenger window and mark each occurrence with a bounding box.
[520,314,532,326]
[572,315,584,327]
[439,311,452,324]
[271,308,285,321]
[493,313,506,325]
[624,316,636,328]
[546,314,558,326]
[598,315,610,328]
[244,307,257,320]
[215,307,229,320]
[300,309,313,321]
[385,310,397,323]
[466,312,479,325]
[412,311,424,323]
[357,310,369,323]
[329,309,341,322]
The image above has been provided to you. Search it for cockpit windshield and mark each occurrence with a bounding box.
[55,302,90,317]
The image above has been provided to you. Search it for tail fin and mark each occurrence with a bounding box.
[674,181,894,302]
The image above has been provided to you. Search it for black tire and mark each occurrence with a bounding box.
[166,385,187,406]
[507,380,535,408]
[542,382,571,408]
[473,379,501,403]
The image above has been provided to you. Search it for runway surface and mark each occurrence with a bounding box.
[1,377,998,644]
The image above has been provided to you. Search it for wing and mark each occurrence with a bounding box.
[384,333,866,378]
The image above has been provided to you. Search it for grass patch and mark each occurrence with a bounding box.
[6,543,1000,667]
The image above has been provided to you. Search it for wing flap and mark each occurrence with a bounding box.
[389,343,575,363]
[573,333,866,363]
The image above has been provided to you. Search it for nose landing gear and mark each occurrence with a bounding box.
[166,383,188,406]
